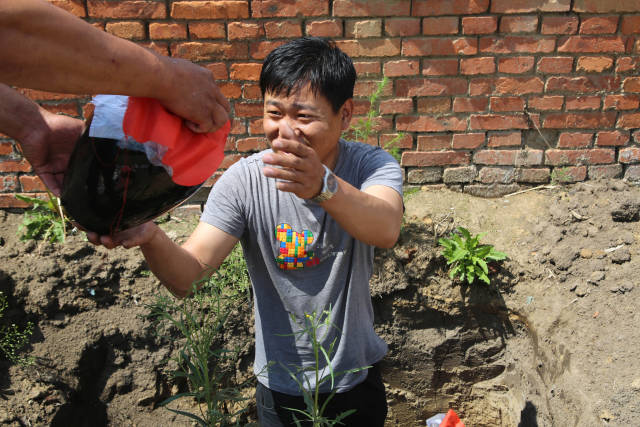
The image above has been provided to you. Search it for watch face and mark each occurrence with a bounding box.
[326,171,338,194]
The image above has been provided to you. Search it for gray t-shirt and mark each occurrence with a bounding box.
[201,139,403,395]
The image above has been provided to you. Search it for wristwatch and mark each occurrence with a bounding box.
[310,165,338,203]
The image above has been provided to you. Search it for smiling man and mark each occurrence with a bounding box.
[89,37,403,426]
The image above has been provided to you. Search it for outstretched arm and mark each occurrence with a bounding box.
[0,0,229,133]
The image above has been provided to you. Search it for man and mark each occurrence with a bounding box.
[89,37,404,426]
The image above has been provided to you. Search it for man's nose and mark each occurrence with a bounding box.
[278,118,296,139]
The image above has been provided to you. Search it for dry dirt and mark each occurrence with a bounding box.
[1,179,640,426]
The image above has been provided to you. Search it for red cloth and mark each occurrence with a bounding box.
[122,97,230,187]
[441,409,465,427]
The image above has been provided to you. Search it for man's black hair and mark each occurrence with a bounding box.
[259,37,356,113]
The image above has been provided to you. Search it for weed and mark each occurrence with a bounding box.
[278,308,368,426]
[145,245,251,426]
[550,167,573,185]
[438,227,507,285]
[0,292,34,367]
[15,192,70,243]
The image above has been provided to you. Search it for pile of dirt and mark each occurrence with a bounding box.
[1,179,639,426]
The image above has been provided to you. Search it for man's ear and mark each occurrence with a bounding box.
[340,99,354,131]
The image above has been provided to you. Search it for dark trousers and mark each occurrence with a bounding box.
[256,363,387,427]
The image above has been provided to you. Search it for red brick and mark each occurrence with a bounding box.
[0,176,18,193]
[623,77,640,92]
[354,61,381,76]
[205,62,228,79]
[249,41,287,59]
[334,0,409,16]
[589,164,623,179]
[618,112,640,129]
[413,0,489,16]
[541,16,579,34]
[401,151,470,166]
[491,97,525,112]
[228,22,264,40]
[336,39,401,58]
[544,112,616,129]
[396,115,467,132]
[417,135,451,150]
[469,78,494,95]
[306,20,343,38]
[470,114,527,130]
[0,159,31,173]
[354,80,393,98]
[40,103,79,117]
[495,77,544,95]
[403,38,477,56]
[498,56,534,73]
[19,176,47,192]
[461,57,495,75]
[546,76,620,93]
[553,166,587,182]
[422,17,459,35]
[243,83,262,100]
[252,0,328,17]
[558,36,625,53]
[346,20,382,38]
[384,60,419,77]
[171,1,248,19]
[517,168,550,183]
[604,94,639,110]
[395,78,467,97]
[574,0,640,12]
[546,149,615,165]
[149,23,187,40]
[17,89,84,101]
[105,21,145,40]
[138,41,168,56]
[479,36,555,54]
[478,167,515,184]
[264,20,302,39]
[565,96,601,110]
[220,154,243,169]
[0,193,48,208]
[621,16,640,34]
[528,96,564,111]
[580,16,618,34]
[381,133,413,149]
[48,0,85,16]
[488,132,521,147]
[219,82,242,99]
[416,98,451,114]
[247,119,262,134]
[88,1,165,19]
[557,132,593,148]
[172,42,248,61]
[190,22,226,39]
[462,16,497,34]
[0,142,14,155]
[230,63,262,81]
[500,15,538,33]
[453,97,488,112]
[385,18,421,36]
[596,131,629,147]
[422,59,459,76]
[576,56,614,72]
[537,56,574,73]
[380,99,414,115]
[617,56,640,73]
[620,147,640,163]
[474,150,517,165]
[452,133,485,149]
[236,137,268,152]
[491,0,570,13]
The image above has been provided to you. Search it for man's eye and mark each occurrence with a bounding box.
[267,110,281,116]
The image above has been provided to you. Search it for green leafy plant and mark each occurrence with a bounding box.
[15,192,69,243]
[145,245,251,426]
[279,308,368,426]
[550,167,573,185]
[344,76,405,163]
[438,227,507,285]
[0,292,34,367]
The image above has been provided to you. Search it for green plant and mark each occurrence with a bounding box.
[550,167,572,185]
[438,227,507,285]
[15,192,69,243]
[145,246,251,426]
[0,292,34,367]
[279,308,368,426]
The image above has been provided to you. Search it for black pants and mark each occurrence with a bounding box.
[256,363,387,427]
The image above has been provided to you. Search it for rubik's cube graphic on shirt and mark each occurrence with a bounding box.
[275,223,320,270]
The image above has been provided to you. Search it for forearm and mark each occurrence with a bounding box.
[321,180,403,248]
[139,224,212,298]
[0,0,170,98]
[0,83,46,143]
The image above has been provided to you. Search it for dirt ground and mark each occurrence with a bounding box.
[1,179,640,426]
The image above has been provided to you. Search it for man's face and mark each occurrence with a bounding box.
[263,84,352,164]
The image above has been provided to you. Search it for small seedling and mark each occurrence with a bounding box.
[438,227,506,285]
[0,292,34,367]
[15,192,69,243]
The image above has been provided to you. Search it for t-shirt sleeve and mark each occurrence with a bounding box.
[200,160,247,238]
[358,146,403,197]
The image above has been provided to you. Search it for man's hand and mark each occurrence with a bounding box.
[261,132,325,200]
[157,57,231,134]
[85,221,159,250]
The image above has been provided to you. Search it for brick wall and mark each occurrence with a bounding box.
[3,0,640,207]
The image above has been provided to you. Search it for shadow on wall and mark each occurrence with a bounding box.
[518,401,538,427]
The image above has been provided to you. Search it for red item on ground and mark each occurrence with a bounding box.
[441,409,465,427]
[122,97,230,187]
